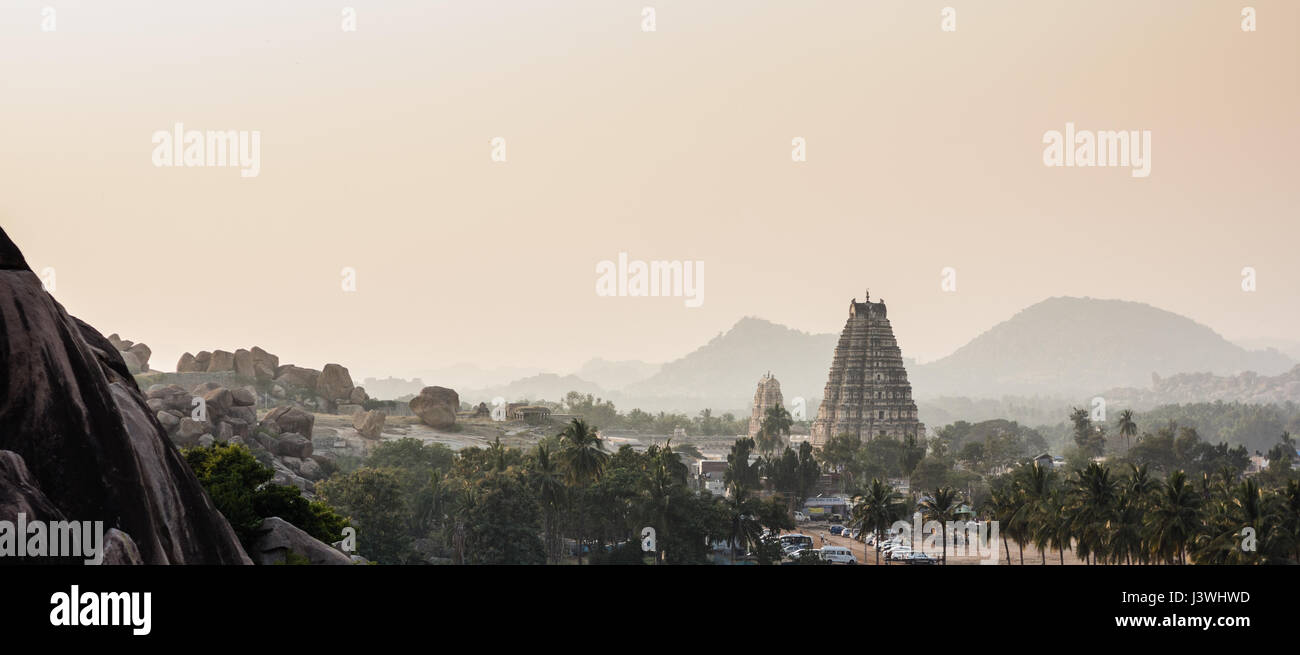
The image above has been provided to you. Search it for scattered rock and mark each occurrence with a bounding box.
[248,517,352,565]
[353,409,387,440]
[231,387,257,407]
[277,433,313,459]
[409,386,459,429]
[262,406,315,439]
[316,363,355,402]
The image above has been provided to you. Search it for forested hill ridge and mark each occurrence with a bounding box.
[910,297,1293,399]
[621,317,837,411]
[464,299,1296,415]
[1099,365,1300,409]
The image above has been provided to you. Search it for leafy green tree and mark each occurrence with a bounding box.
[318,467,411,564]
[464,470,546,564]
[185,443,348,551]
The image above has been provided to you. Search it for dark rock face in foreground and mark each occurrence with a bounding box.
[0,227,251,564]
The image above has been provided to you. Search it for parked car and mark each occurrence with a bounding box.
[905,552,936,565]
[888,547,914,561]
[829,525,845,536]
[819,546,857,564]
[849,529,861,540]
[829,514,843,523]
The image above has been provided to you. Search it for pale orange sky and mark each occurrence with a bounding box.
[2,1,1296,380]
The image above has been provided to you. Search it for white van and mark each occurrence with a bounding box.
[820,546,857,564]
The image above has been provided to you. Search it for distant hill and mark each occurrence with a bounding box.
[622,317,837,412]
[911,297,1294,398]
[573,357,661,391]
[609,298,1295,414]
[463,373,606,406]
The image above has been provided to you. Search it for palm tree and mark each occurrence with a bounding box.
[1014,463,1055,564]
[1145,470,1200,565]
[558,418,609,565]
[531,444,567,563]
[1116,409,1138,451]
[850,478,902,565]
[1069,462,1118,565]
[986,487,1020,564]
[919,487,960,564]
[756,405,794,458]
[1042,489,1073,565]
[1109,489,1145,565]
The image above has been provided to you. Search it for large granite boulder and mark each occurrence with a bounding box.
[409,386,459,429]
[233,348,256,378]
[0,227,251,564]
[261,406,315,440]
[127,342,152,372]
[248,517,352,565]
[316,363,354,402]
[352,409,386,440]
[250,346,279,371]
[176,352,201,372]
[207,349,236,372]
[193,350,212,371]
[348,386,369,405]
[276,434,313,459]
[274,366,320,391]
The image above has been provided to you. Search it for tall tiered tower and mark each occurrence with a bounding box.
[747,372,784,440]
[810,292,924,447]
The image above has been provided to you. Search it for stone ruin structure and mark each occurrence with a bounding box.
[811,291,925,447]
[747,372,784,440]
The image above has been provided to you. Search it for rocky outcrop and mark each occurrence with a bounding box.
[106,333,151,373]
[0,227,251,564]
[248,517,354,565]
[409,386,459,429]
[177,345,280,380]
[148,382,257,447]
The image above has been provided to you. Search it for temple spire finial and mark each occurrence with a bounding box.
[865,288,870,302]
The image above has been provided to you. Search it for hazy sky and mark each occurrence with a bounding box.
[3,1,1296,381]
